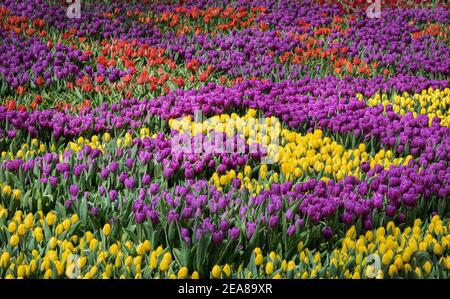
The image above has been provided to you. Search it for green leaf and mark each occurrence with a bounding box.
[122,226,139,244]
[79,198,88,224]
[173,248,186,266]
[20,189,32,210]
[43,221,52,241]
[195,232,212,273]
[55,201,67,220]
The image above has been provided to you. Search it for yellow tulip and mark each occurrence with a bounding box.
[159,258,170,272]
[8,222,17,234]
[1,252,11,268]
[255,254,264,266]
[45,212,57,226]
[12,189,21,200]
[2,185,12,196]
[178,267,189,279]
[211,265,221,279]
[423,261,432,274]
[62,219,71,231]
[44,269,53,279]
[9,234,20,247]
[49,237,57,249]
[103,223,111,237]
[265,262,274,275]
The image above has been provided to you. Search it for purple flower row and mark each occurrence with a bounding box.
[340,9,450,76]
[1,75,448,161]
[0,29,87,87]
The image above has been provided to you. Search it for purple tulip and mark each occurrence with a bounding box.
[402,192,418,207]
[149,183,159,195]
[163,167,174,178]
[125,158,134,169]
[386,205,396,217]
[213,218,225,231]
[342,212,353,225]
[287,225,296,236]
[147,210,160,225]
[124,177,136,189]
[232,178,242,189]
[269,215,279,229]
[212,230,224,244]
[135,211,145,224]
[182,207,193,219]
[168,210,179,224]
[396,213,406,223]
[296,218,305,229]
[229,227,240,240]
[49,176,58,188]
[361,162,370,173]
[246,222,257,240]
[69,184,79,197]
[142,174,151,185]
[363,218,373,230]
[109,162,118,173]
[74,165,84,177]
[7,130,16,139]
[56,163,70,173]
[286,209,293,221]
[109,190,118,201]
[100,167,109,179]
[181,228,190,239]
[65,199,72,209]
[322,226,333,239]
[90,207,99,217]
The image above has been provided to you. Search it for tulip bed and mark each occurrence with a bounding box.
[0,0,449,279]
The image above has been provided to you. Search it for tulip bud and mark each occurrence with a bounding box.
[265,262,274,275]
[10,234,20,247]
[103,223,111,237]
[211,265,221,279]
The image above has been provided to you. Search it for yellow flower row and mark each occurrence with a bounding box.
[0,184,21,201]
[1,138,47,161]
[1,203,449,279]
[210,216,450,279]
[0,206,201,279]
[272,129,411,179]
[167,110,414,195]
[362,87,450,127]
[205,125,411,195]
[169,109,281,138]
[0,132,126,162]
[323,216,450,278]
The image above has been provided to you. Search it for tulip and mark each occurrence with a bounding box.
[9,234,19,247]
[69,184,79,197]
[90,207,99,217]
[124,177,136,189]
[135,211,146,224]
[12,189,21,201]
[269,215,279,229]
[211,265,221,279]
[49,176,58,188]
[229,227,240,240]
[178,267,188,279]
[246,222,257,240]
[322,226,333,239]
[265,262,274,275]
[103,223,111,236]
[212,230,224,245]
[149,183,159,195]
[287,225,296,237]
[142,174,151,185]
